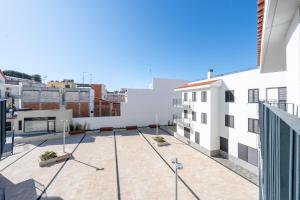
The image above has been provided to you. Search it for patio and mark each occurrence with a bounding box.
[0,128,258,200]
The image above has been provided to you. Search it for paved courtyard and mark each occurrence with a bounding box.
[0,128,258,200]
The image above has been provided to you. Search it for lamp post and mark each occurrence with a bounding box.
[171,157,183,200]
[62,120,68,153]
[156,113,158,136]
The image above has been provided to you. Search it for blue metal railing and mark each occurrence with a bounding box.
[259,102,300,200]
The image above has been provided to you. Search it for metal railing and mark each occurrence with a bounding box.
[173,99,195,110]
[175,118,192,129]
[265,100,298,116]
[173,98,182,108]
[259,102,300,200]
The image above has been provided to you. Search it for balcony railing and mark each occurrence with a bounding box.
[172,99,195,110]
[259,102,300,200]
[265,100,298,116]
[173,98,182,108]
[175,118,192,128]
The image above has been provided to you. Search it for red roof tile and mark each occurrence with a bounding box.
[257,0,265,66]
[176,79,219,90]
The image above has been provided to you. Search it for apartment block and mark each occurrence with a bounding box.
[47,79,76,88]
[174,68,287,174]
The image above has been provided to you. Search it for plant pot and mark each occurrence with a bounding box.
[39,153,72,167]
[69,130,85,135]
[156,141,169,147]
[39,157,57,167]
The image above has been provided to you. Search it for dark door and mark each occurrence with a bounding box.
[195,131,200,144]
[184,127,190,140]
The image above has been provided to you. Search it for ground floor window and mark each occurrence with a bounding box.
[24,117,56,133]
[238,143,258,166]
[220,137,228,153]
[184,127,190,140]
[195,131,200,144]
[5,122,12,131]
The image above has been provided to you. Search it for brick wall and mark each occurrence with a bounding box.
[66,102,79,118]
[100,100,111,116]
[22,102,40,110]
[41,103,60,110]
[91,84,103,99]
[80,102,89,117]
[112,103,120,116]
[94,101,100,117]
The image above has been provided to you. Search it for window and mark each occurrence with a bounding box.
[18,120,22,131]
[195,131,200,144]
[184,127,190,139]
[220,137,228,153]
[184,92,188,101]
[5,122,12,131]
[192,111,197,121]
[225,114,234,128]
[238,143,258,166]
[248,118,259,134]
[192,92,197,102]
[184,110,188,119]
[225,90,234,102]
[201,91,207,102]
[248,89,259,103]
[201,113,207,124]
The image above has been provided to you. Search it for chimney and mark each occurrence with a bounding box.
[207,69,213,79]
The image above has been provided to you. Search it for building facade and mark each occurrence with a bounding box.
[174,68,287,174]
[258,0,300,199]
[47,79,76,88]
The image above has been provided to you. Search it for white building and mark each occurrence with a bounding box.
[259,0,300,111]
[73,78,187,128]
[0,70,22,109]
[174,68,287,174]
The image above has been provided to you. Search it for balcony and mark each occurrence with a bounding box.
[172,98,195,110]
[259,102,300,200]
[265,100,298,116]
[175,118,192,129]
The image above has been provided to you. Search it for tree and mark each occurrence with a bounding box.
[32,74,42,83]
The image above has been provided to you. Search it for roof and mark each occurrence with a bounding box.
[0,69,7,80]
[257,0,264,66]
[175,79,219,90]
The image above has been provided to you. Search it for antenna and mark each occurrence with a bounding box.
[43,75,47,84]
[82,72,86,84]
[90,73,93,84]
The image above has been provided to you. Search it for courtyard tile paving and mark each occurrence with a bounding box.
[139,127,259,200]
[0,129,259,200]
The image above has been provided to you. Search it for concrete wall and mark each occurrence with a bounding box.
[73,78,187,129]
[10,109,72,134]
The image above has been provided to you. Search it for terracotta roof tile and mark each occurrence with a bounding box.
[176,79,219,90]
[257,0,265,66]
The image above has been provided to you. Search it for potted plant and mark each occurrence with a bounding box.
[39,150,72,167]
[153,136,169,147]
[39,151,58,167]
[69,123,85,135]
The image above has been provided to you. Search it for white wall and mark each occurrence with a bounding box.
[11,109,72,134]
[175,69,287,162]
[286,8,300,114]
[73,78,187,129]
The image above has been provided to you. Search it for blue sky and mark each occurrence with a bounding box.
[0,0,257,90]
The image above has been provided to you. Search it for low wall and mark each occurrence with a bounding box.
[72,116,166,130]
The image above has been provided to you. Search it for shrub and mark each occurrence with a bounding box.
[153,136,166,143]
[75,123,82,131]
[69,123,74,131]
[41,151,57,161]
